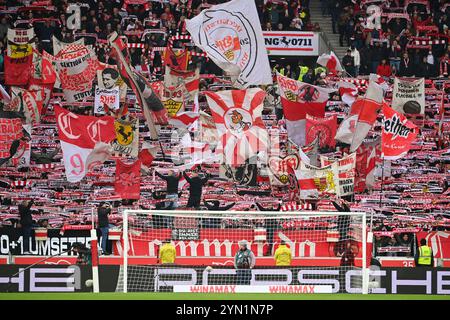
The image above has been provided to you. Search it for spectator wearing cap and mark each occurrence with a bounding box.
[234,240,255,285]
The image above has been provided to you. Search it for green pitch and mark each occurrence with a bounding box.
[0,293,449,300]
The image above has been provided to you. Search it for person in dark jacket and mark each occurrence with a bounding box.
[156,170,181,209]
[340,241,355,266]
[399,52,414,77]
[31,147,60,164]
[202,200,235,228]
[204,200,236,211]
[18,200,34,254]
[342,50,354,76]
[416,56,434,78]
[97,202,111,255]
[256,202,281,256]
[183,171,209,209]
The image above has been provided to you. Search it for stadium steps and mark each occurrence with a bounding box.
[309,2,348,60]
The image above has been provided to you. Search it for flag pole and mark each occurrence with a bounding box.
[378,156,385,213]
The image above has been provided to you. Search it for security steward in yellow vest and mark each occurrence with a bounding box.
[298,65,309,81]
[415,238,434,267]
[274,240,292,266]
[273,64,285,75]
[159,240,176,264]
[315,66,327,77]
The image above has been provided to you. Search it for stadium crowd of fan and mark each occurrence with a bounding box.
[0,0,448,260]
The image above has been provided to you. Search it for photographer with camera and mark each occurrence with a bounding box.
[72,242,92,265]
[234,240,255,285]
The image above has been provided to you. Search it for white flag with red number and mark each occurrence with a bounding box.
[317,51,343,75]
[205,88,268,166]
[381,104,418,160]
[277,73,335,146]
[54,105,116,182]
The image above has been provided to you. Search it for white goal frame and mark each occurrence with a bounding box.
[122,209,368,294]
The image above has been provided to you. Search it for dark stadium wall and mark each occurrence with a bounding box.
[0,265,448,294]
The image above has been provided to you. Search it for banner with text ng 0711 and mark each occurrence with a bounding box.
[263,32,319,56]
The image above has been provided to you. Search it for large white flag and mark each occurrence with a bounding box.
[186,0,272,88]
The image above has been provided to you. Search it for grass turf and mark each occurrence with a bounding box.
[0,293,449,300]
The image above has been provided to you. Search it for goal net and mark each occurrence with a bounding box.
[117,210,368,294]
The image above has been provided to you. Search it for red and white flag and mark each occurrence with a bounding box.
[115,159,141,199]
[139,142,158,168]
[354,137,380,193]
[337,81,358,107]
[0,84,11,103]
[335,81,383,151]
[277,73,335,146]
[205,88,268,166]
[298,161,337,199]
[369,73,389,91]
[54,105,116,182]
[186,0,272,88]
[317,51,343,75]
[55,44,98,102]
[168,111,199,129]
[305,114,337,148]
[4,55,32,86]
[381,104,418,160]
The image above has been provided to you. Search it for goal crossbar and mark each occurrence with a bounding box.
[121,210,368,294]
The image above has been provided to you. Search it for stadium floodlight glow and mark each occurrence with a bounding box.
[119,210,368,294]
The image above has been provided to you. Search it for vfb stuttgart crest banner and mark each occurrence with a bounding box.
[204,88,268,166]
[268,154,300,186]
[186,0,272,88]
[111,117,139,158]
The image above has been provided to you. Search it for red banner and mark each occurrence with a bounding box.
[115,159,141,199]
[4,55,32,85]
[305,114,337,148]
[382,105,418,160]
[0,118,23,158]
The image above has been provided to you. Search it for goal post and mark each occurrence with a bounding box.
[119,209,368,294]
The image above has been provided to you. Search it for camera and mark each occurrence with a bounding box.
[71,242,92,265]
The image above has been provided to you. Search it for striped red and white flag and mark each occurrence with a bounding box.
[139,142,158,168]
[337,80,358,107]
[317,51,343,75]
[204,88,269,166]
[168,111,199,129]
